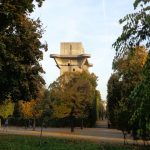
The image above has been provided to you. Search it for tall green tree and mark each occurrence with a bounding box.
[49,72,98,132]
[129,52,150,140]
[112,0,150,141]
[107,47,147,128]
[107,73,122,127]
[95,90,102,121]
[0,0,47,102]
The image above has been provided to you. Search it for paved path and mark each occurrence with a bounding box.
[95,119,108,128]
[0,120,149,145]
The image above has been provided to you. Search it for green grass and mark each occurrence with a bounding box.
[0,134,148,150]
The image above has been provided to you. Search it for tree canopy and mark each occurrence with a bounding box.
[107,47,147,129]
[111,0,150,140]
[50,72,97,119]
[0,0,47,102]
[0,97,14,119]
[49,71,99,131]
[113,0,150,56]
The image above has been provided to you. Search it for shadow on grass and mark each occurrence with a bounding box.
[0,134,149,150]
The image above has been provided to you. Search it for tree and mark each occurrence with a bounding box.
[113,47,147,103]
[107,73,122,127]
[95,90,103,121]
[113,0,150,57]
[113,46,147,82]
[19,99,42,130]
[112,0,150,142]
[18,87,52,131]
[35,88,52,146]
[129,52,150,142]
[107,47,147,130]
[0,0,47,102]
[49,71,98,132]
[0,97,14,127]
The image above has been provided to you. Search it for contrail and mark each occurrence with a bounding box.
[101,0,108,46]
[102,0,106,19]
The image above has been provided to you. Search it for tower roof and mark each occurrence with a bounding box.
[50,42,91,58]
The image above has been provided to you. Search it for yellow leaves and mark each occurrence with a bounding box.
[50,71,97,120]
[126,46,148,71]
[114,46,148,76]
[0,98,14,119]
[19,99,42,119]
[52,105,71,119]
[134,46,148,66]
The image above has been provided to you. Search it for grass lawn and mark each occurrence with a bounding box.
[0,134,148,150]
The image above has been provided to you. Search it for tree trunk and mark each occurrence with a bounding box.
[81,119,83,130]
[24,119,28,129]
[39,119,43,146]
[70,116,74,132]
[122,130,127,145]
[101,110,103,120]
[142,118,147,145]
[33,117,36,131]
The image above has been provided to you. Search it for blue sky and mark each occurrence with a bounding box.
[31,0,134,100]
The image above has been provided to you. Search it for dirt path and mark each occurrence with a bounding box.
[0,120,149,145]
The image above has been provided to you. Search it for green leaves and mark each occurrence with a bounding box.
[129,52,150,127]
[49,71,98,125]
[134,0,150,9]
[108,47,147,129]
[112,0,150,139]
[0,0,47,102]
[113,1,150,58]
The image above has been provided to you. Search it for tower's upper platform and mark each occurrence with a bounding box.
[50,42,91,58]
[50,42,92,75]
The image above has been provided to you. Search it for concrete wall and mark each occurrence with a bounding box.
[59,58,84,75]
[52,42,91,75]
[60,42,84,55]
[60,65,82,75]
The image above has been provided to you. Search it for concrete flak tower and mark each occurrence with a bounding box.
[50,42,92,75]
